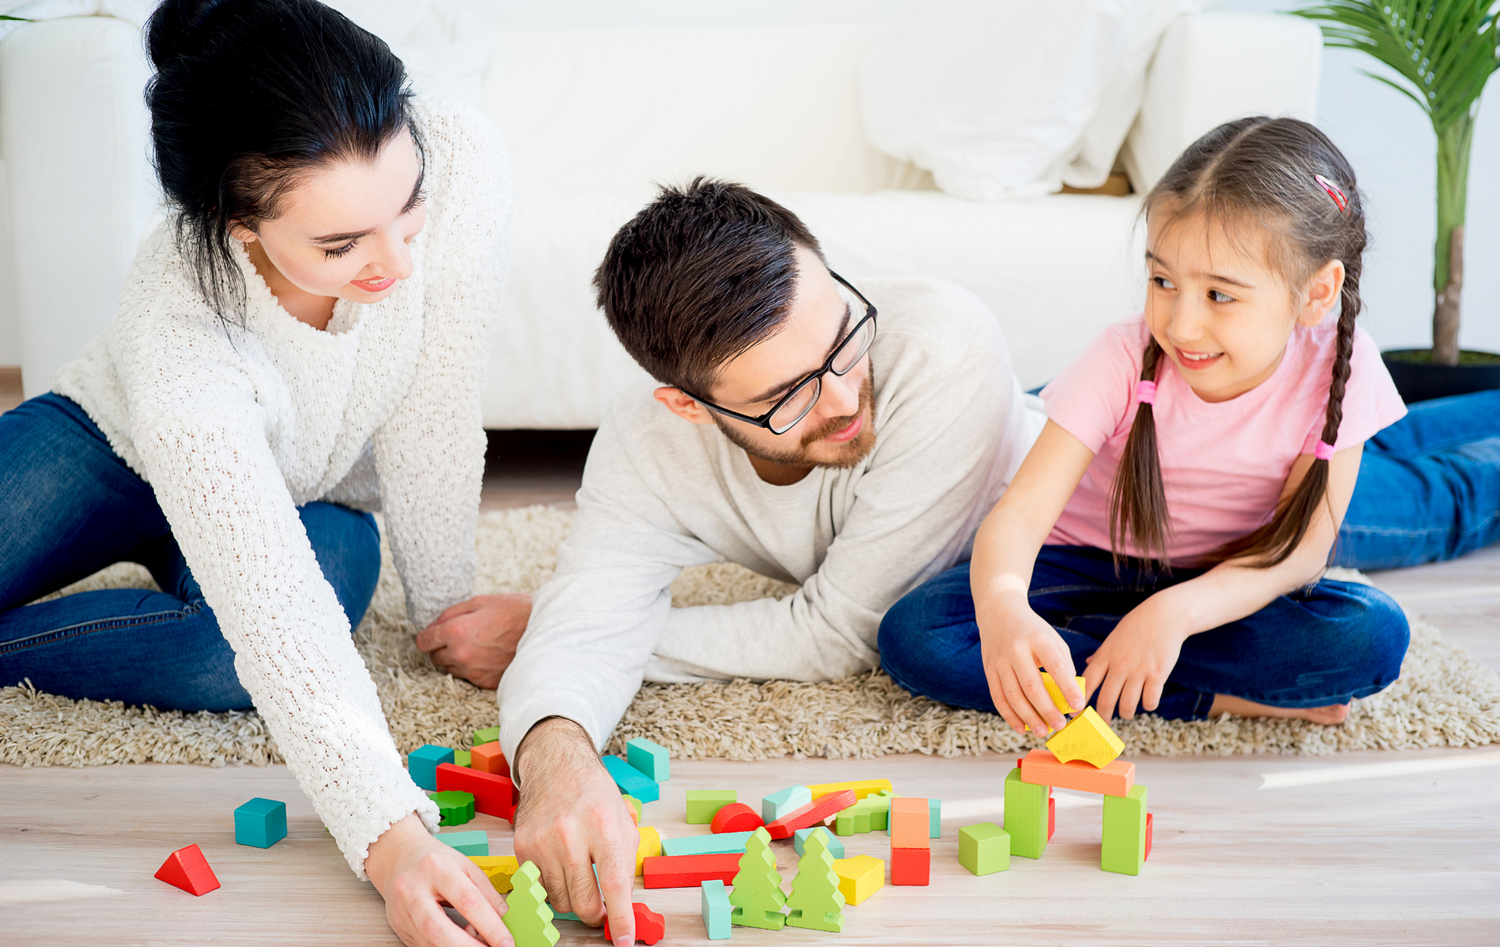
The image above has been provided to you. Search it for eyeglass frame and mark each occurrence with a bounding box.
[682,271,877,435]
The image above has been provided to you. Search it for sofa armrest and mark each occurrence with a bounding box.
[1123,12,1323,194]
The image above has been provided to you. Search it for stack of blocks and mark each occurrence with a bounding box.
[889,796,930,885]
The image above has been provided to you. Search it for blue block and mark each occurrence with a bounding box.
[793,826,844,859]
[701,879,732,940]
[601,755,660,803]
[625,737,671,782]
[660,831,756,857]
[408,744,455,792]
[761,784,811,824]
[234,797,287,849]
[930,799,942,838]
[436,830,488,856]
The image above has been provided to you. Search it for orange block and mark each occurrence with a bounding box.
[1019,748,1134,797]
[470,741,509,776]
[889,797,930,850]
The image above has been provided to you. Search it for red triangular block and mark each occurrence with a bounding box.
[155,843,221,896]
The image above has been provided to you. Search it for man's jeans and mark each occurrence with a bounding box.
[0,393,381,711]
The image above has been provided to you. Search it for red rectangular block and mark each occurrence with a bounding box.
[889,797,930,850]
[435,763,517,822]
[642,853,742,888]
[764,789,857,840]
[890,846,930,886]
[1019,748,1135,797]
[1145,812,1153,861]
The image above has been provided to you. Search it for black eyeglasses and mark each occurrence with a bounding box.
[685,272,877,435]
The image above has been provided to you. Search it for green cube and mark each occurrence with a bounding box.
[686,790,737,824]
[958,822,1010,875]
[436,830,488,856]
[1101,784,1148,875]
[1004,767,1048,859]
[473,726,500,747]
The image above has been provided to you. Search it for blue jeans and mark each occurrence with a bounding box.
[0,393,381,711]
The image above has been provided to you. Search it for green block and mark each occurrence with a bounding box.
[833,790,893,836]
[686,789,737,824]
[622,795,643,821]
[1004,768,1048,859]
[436,829,488,856]
[452,750,471,768]
[473,726,501,747]
[1101,784,1148,876]
[958,822,1010,875]
[429,790,476,826]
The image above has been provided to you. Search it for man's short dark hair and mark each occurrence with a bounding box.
[593,177,825,395]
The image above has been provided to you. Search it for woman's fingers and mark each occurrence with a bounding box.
[436,867,512,947]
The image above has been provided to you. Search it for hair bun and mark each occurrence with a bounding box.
[146,0,238,69]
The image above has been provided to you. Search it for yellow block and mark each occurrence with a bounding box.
[1045,706,1125,769]
[468,855,519,894]
[805,779,893,801]
[831,855,885,906]
[1024,673,1088,732]
[635,825,661,876]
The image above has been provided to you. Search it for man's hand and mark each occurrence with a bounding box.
[365,812,513,947]
[976,589,1083,736]
[1084,596,1189,721]
[513,718,639,947]
[415,594,533,689]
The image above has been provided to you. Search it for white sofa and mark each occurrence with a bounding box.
[0,5,1321,426]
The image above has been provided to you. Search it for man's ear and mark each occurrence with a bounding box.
[653,387,716,425]
[1299,258,1346,327]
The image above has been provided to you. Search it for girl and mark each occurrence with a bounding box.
[879,117,1412,735]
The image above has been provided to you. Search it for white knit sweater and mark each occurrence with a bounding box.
[52,100,511,878]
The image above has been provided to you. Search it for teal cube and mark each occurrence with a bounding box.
[408,744,454,791]
[234,797,287,848]
[793,826,844,858]
[436,830,489,856]
[626,737,671,782]
[958,822,1010,875]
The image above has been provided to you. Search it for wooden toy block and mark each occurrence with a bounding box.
[785,826,845,931]
[635,826,661,876]
[729,828,786,930]
[685,789,737,824]
[929,799,941,838]
[831,855,884,906]
[834,789,894,835]
[889,796,930,850]
[437,830,489,856]
[472,726,500,747]
[154,844,220,896]
[1004,768,1048,859]
[1042,671,1088,714]
[1145,812,1153,860]
[958,822,1010,875]
[1046,706,1126,768]
[625,738,671,782]
[502,860,560,947]
[550,910,580,922]
[1019,748,1135,797]
[661,831,756,857]
[761,785,812,824]
[435,763,518,821]
[623,795,642,824]
[794,826,845,859]
[890,846,931,886]
[1101,784,1149,876]
[602,755,661,804]
[700,878,732,940]
[469,855,519,893]
[805,778,893,801]
[603,902,666,945]
[643,852,742,888]
[1048,795,1056,840]
[408,744,455,791]
[710,802,764,834]
[471,741,510,777]
[452,750,471,768]
[428,790,476,826]
[233,797,287,849]
[764,788,857,839]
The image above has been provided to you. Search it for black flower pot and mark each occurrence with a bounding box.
[1382,349,1500,404]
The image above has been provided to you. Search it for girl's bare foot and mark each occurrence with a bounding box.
[1209,694,1350,725]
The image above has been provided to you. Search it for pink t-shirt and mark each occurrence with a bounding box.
[1041,316,1407,562]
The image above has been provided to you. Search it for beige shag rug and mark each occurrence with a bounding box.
[3,507,1498,767]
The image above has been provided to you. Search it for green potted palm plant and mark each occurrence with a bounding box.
[1298,0,1499,402]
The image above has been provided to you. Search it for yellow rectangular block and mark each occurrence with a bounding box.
[805,779,893,801]
[468,855,519,894]
[1042,673,1087,714]
[831,855,885,906]
[1045,706,1125,769]
[635,825,661,876]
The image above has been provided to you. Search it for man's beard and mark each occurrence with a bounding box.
[714,371,877,470]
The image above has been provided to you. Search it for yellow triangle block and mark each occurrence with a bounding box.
[469,855,520,893]
[1045,707,1125,769]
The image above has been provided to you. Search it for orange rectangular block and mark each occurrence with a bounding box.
[889,797,930,850]
[470,741,509,777]
[1019,748,1135,797]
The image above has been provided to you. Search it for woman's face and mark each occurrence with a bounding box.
[232,128,427,306]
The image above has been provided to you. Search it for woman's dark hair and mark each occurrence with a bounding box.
[145,0,417,320]
[1111,116,1369,570]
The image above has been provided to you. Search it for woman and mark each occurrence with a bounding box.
[0,1,513,943]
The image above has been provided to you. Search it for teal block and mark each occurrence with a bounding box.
[1101,784,1148,876]
[601,755,660,803]
[793,826,844,859]
[701,879,732,940]
[661,831,756,857]
[958,822,1010,875]
[408,744,454,791]
[929,799,942,838]
[761,785,811,824]
[436,830,488,856]
[1004,768,1048,859]
[625,738,671,782]
[234,797,287,848]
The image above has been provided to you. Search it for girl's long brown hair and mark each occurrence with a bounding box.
[1109,117,1368,571]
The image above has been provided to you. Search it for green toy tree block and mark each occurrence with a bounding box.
[834,789,895,836]
[1101,784,1149,875]
[729,827,786,930]
[626,737,671,782]
[785,827,846,932]
[686,789,737,824]
[1004,767,1048,859]
[428,790,476,826]
[503,860,560,947]
[958,822,1010,875]
[473,726,501,747]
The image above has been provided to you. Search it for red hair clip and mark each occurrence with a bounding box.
[1314,174,1348,213]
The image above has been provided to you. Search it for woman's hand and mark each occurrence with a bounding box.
[976,589,1082,736]
[365,813,514,947]
[1085,596,1189,721]
[415,594,533,690]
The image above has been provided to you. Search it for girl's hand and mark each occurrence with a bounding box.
[977,590,1082,736]
[1085,598,1188,721]
[365,813,514,947]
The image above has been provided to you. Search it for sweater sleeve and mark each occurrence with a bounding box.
[374,103,513,629]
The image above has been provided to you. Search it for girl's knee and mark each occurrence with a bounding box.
[1347,586,1410,685]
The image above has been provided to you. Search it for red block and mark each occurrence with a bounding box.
[602,902,665,944]
[890,846,930,886]
[1144,812,1153,861]
[471,741,510,777]
[763,789,857,840]
[154,843,221,896]
[642,853,741,888]
[435,762,517,822]
[1048,795,1056,840]
[710,802,764,834]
